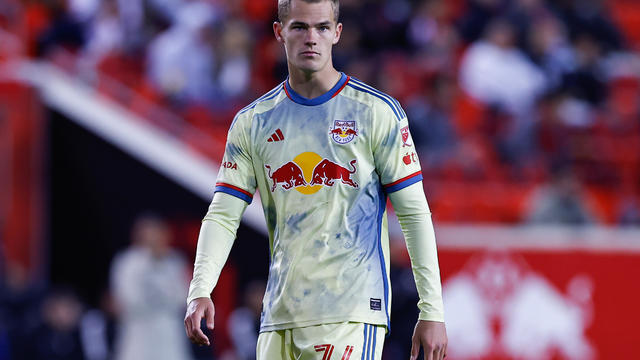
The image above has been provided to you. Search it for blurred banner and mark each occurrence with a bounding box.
[433,227,640,360]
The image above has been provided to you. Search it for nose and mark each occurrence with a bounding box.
[304,29,317,46]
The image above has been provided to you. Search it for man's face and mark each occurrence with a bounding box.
[274,0,342,74]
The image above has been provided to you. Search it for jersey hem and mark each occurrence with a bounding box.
[259,315,389,334]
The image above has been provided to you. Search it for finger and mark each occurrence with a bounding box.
[185,316,200,344]
[409,334,420,360]
[193,325,210,346]
[435,346,444,360]
[425,346,434,360]
[184,316,192,339]
[205,304,215,330]
[187,313,209,346]
[442,342,449,360]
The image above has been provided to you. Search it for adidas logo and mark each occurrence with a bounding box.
[267,129,284,142]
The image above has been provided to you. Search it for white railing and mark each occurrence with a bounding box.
[0,60,268,233]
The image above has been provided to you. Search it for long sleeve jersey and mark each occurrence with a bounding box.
[188,73,444,332]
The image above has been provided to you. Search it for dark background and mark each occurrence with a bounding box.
[48,109,269,306]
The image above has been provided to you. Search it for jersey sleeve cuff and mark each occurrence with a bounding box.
[187,290,212,305]
[418,312,445,323]
[214,182,253,204]
[383,171,423,193]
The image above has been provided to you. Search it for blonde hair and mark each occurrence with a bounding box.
[277,0,340,23]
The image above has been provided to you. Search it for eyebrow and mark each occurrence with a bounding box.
[289,21,333,28]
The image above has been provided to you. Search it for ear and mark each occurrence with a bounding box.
[333,22,342,45]
[273,21,284,43]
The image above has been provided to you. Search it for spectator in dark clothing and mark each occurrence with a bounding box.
[227,281,266,360]
[457,0,505,43]
[526,16,576,89]
[506,0,554,52]
[550,0,625,52]
[406,75,457,169]
[80,291,118,360]
[29,288,86,360]
[0,261,46,360]
[561,34,607,106]
[36,0,85,57]
[524,167,600,225]
[383,262,420,359]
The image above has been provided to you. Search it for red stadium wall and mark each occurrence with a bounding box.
[430,228,640,360]
[0,81,45,278]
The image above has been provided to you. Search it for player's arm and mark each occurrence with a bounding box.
[185,111,257,346]
[372,100,446,360]
[388,183,447,360]
[388,184,444,322]
[184,192,248,346]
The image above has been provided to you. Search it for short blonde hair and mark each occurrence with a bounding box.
[277,0,340,23]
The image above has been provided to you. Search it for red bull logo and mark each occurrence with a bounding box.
[444,254,595,360]
[330,120,358,144]
[265,152,358,194]
[264,162,306,192]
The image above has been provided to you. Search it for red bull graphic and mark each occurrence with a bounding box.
[435,229,640,359]
[265,152,358,194]
[265,162,307,191]
[443,253,594,360]
[330,120,358,144]
[310,159,358,188]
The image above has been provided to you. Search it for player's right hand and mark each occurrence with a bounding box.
[184,297,215,346]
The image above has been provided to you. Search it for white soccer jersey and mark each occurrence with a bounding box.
[215,73,426,332]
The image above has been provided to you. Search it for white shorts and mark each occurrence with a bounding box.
[256,322,385,360]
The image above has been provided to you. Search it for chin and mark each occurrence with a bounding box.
[295,60,326,73]
[294,64,320,74]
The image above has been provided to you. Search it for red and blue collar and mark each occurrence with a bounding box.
[284,72,350,106]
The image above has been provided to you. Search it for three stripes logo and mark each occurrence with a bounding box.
[267,128,285,142]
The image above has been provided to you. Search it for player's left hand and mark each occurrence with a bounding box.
[410,320,447,360]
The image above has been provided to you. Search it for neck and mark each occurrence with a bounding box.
[287,64,341,99]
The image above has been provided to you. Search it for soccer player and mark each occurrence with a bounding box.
[184,0,448,359]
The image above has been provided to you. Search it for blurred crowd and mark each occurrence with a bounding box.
[1,0,640,224]
[0,214,266,360]
[1,215,191,360]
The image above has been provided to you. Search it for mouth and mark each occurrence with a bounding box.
[300,51,319,56]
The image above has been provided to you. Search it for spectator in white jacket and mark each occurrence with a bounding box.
[111,214,193,360]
